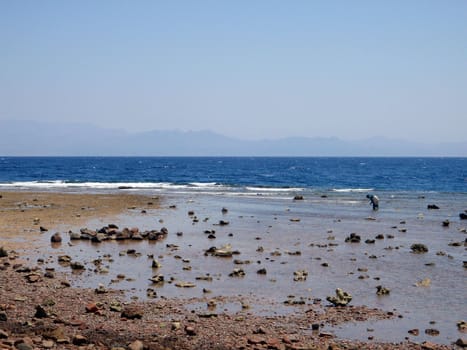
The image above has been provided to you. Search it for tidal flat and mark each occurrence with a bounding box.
[1,190,466,349]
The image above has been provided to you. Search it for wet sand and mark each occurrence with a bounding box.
[1,191,465,350]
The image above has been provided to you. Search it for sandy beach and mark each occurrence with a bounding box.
[0,191,464,350]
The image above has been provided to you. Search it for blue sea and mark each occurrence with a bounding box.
[1,157,466,345]
[0,157,466,194]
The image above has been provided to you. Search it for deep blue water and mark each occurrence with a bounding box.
[0,157,466,193]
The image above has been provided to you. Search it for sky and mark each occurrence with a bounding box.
[1,1,466,143]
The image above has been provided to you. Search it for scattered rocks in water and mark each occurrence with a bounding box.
[376,285,390,295]
[408,329,419,336]
[293,270,308,281]
[427,204,440,210]
[411,243,428,253]
[345,233,361,243]
[326,288,352,306]
[293,195,304,200]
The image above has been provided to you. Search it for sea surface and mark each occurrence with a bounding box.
[1,157,466,345]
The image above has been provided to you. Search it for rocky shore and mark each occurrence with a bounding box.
[0,191,465,350]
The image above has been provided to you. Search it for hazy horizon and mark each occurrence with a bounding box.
[1,1,466,144]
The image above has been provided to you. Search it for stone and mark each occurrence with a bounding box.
[411,243,428,253]
[326,288,352,306]
[0,247,7,258]
[460,213,467,220]
[128,340,144,350]
[442,220,450,227]
[424,328,440,336]
[293,270,308,281]
[456,338,467,347]
[345,233,361,243]
[34,305,48,318]
[257,268,267,275]
[95,283,108,294]
[70,261,85,270]
[427,204,440,210]
[16,342,33,350]
[229,268,245,277]
[50,232,62,243]
[42,340,55,349]
[85,302,99,313]
[72,334,88,345]
[185,326,196,336]
[415,278,431,287]
[0,311,7,321]
[376,285,390,295]
[121,306,143,319]
[25,273,41,283]
[408,329,419,336]
[293,195,304,200]
[0,329,8,339]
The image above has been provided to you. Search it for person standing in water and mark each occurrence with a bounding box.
[366,194,379,210]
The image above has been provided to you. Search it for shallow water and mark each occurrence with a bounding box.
[31,191,467,345]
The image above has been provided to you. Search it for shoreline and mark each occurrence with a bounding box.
[1,190,464,349]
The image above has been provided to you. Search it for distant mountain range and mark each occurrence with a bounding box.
[1,120,466,156]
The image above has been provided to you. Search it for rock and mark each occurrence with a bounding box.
[421,341,438,349]
[365,239,375,244]
[218,220,229,226]
[50,232,62,243]
[411,243,428,253]
[442,220,450,227]
[128,340,144,350]
[425,328,440,336]
[257,268,267,275]
[42,340,55,349]
[151,259,161,269]
[456,338,467,347]
[85,302,99,313]
[121,306,143,319]
[95,283,108,294]
[229,268,245,277]
[149,274,164,284]
[0,311,6,321]
[25,273,41,283]
[376,285,390,295]
[0,247,8,258]
[58,255,72,263]
[221,207,228,213]
[345,233,361,243]
[72,334,88,346]
[326,288,352,306]
[175,281,196,288]
[16,342,33,350]
[70,261,85,270]
[293,270,308,281]
[415,278,431,287]
[460,213,467,220]
[0,329,8,339]
[408,329,419,336]
[293,195,304,200]
[427,204,440,210]
[185,326,196,336]
[34,305,48,318]
[247,336,266,345]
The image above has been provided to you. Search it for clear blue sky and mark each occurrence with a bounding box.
[1,1,466,143]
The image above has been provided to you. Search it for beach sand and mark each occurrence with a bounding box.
[0,191,461,350]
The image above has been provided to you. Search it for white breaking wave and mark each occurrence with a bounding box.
[332,188,374,193]
[246,186,304,192]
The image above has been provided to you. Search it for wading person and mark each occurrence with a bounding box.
[366,194,379,210]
